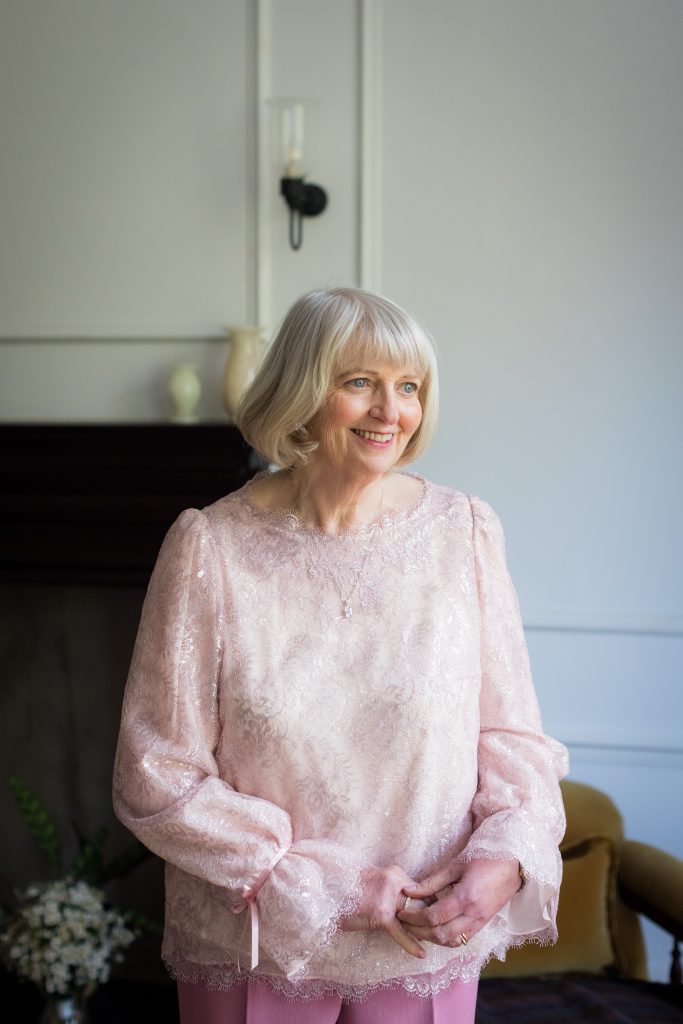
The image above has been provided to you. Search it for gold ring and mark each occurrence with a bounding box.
[458,932,468,945]
[403,896,412,912]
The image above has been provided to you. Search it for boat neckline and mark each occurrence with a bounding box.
[237,471,430,539]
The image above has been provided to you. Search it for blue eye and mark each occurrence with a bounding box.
[400,382,419,394]
[349,378,368,388]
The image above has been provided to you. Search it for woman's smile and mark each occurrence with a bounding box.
[351,428,395,446]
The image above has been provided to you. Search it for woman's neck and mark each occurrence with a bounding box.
[286,466,387,536]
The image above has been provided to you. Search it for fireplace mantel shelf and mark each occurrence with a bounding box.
[1,423,259,586]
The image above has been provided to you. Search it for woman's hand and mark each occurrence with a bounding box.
[397,859,521,948]
[339,865,428,959]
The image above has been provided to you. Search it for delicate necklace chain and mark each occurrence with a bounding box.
[289,485,385,619]
[333,519,382,619]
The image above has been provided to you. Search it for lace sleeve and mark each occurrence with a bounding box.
[112,509,361,978]
[459,497,569,941]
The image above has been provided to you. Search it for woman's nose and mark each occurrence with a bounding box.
[371,386,399,423]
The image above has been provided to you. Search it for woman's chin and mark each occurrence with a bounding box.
[348,449,401,476]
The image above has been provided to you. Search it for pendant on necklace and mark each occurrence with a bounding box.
[343,602,353,618]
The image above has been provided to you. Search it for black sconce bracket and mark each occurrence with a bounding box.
[280,177,328,250]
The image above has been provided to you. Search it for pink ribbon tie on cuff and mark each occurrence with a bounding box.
[233,843,290,971]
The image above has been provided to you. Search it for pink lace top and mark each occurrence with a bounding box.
[113,475,568,998]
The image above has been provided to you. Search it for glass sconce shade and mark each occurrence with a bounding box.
[267,97,319,177]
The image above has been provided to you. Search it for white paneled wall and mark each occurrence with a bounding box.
[0,0,250,335]
[1,0,681,980]
[0,0,251,421]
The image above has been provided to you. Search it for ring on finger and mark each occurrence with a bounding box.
[458,932,468,945]
[402,896,412,913]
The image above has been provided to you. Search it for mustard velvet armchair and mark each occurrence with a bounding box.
[482,779,683,983]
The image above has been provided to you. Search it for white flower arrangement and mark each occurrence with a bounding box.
[1,779,154,1000]
[0,878,137,995]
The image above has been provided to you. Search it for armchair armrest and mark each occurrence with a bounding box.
[619,839,683,983]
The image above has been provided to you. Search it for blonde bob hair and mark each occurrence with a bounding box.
[237,287,439,469]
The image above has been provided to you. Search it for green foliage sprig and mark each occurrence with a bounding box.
[9,777,62,872]
[6,778,156,923]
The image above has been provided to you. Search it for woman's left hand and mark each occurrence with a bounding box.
[397,858,521,948]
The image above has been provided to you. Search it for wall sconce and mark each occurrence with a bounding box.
[268,98,328,251]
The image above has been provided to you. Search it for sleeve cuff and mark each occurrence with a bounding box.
[496,876,557,936]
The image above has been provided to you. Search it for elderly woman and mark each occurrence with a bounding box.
[113,287,568,1024]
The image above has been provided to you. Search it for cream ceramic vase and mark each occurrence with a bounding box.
[168,363,201,423]
[222,326,264,422]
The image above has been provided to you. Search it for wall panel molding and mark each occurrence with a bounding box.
[359,0,383,291]
[524,609,683,637]
[0,335,225,345]
[566,742,683,767]
[255,0,272,331]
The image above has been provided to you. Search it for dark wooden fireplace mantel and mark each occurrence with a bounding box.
[1,423,259,586]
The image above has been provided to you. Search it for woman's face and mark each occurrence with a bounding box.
[308,353,424,479]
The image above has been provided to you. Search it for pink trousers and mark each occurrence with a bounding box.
[177,976,478,1024]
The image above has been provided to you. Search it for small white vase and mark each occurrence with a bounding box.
[168,363,201,423]
[222,326,264,422]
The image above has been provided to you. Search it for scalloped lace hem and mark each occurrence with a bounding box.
[165,926,556,1001]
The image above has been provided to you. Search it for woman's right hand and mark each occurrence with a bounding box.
[339,865,427,959]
